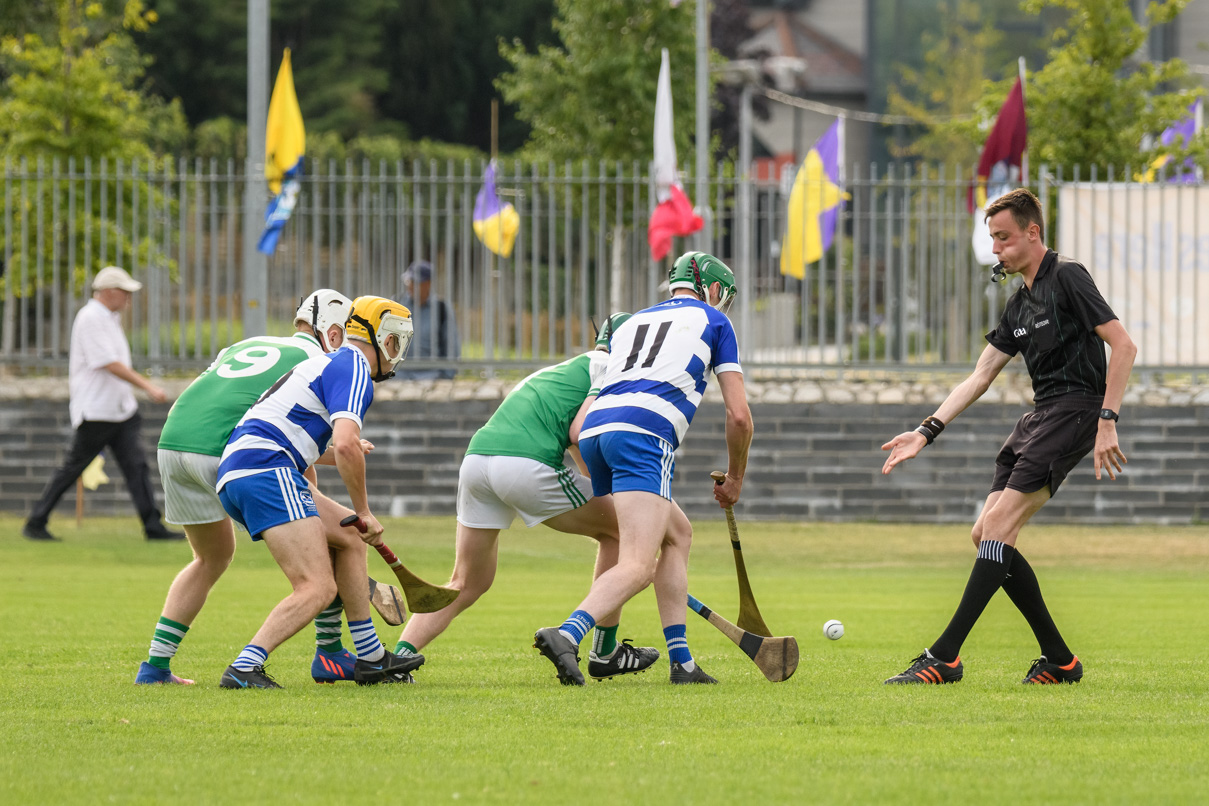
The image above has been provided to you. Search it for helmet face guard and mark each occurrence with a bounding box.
[346,296,414,381]
[295,289,353,353]
[668,252,736,315]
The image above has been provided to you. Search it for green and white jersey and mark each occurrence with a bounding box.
[466,351,609,469]
[157,332,325,457]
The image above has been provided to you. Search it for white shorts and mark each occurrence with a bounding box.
[457,454,593,530]
[158,449,226,525]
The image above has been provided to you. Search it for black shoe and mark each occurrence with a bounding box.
[589,640,660,680]
[145,525,186,541]
[669,661,717,684]
[884,650,964,685]
[353,649,425,686]
[220,664,282,689]
[1022,655,1083,684]
[22,522,61,542]
[533,627,585,686]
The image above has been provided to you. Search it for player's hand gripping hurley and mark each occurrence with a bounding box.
[341,515,460,613]
[711,470,773,638]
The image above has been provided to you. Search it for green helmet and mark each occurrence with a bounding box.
[594,311,632,350]
[668,251,737,314]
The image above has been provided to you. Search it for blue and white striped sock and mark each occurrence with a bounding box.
[558,610,596,646]
[232,644,268,672]
[663,624,693,669]
[348,618,385,662]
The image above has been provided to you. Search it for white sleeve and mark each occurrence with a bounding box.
[587,351,610,395]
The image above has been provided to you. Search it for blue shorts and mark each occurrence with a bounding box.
[218,467,318,541]
[579,431,675,500]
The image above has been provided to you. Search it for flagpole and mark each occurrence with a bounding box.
[243,0,269,337]
[491,99,499,162]
[695,0,709,250]
[1018,56,1028,186]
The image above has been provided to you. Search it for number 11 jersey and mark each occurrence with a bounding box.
[579,297,742,451]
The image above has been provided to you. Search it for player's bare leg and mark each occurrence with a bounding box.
[159,518,236,625]
[544,495,621,626]
[315,490,370,622]
[652,501,693,631]
[247,517,336,654]
[138,518,235,684]
[397,523,501,651]
[575,490,670,619]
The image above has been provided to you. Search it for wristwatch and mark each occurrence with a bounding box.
[1098,408,1119,422]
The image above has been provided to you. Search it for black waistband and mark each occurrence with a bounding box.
[1034,394,1103,411]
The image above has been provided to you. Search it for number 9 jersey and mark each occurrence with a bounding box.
[579,297,742,451]
[157,332,326,457]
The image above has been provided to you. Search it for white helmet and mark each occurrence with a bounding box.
[295,289,353,353]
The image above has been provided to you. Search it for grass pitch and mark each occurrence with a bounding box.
[2,515,1207,804]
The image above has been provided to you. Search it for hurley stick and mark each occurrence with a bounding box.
[687,594,798,682]
[340,515,460,614]
[711,470,773,638]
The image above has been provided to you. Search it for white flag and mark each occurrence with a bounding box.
[653,48,678,204]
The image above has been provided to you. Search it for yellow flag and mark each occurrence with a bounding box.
[81,455,109,491]
[780,119,848,279]
[265,48,306,195]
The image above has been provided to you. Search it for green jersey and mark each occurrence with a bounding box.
[157,333,324,456]
[466,351,609,468]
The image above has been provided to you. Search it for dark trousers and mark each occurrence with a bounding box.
[27,413,164,531]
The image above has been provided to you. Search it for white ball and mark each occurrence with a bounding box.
[823,619,844,640]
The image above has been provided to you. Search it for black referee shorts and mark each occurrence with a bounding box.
[990,395,1101,496]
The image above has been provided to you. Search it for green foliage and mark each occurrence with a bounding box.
[497,0,702,166]
[0,2,181,295]
[3,517,1209,801]
[1023,0,1205,169]
[886,1,1006,164]
[890,0,1206,171]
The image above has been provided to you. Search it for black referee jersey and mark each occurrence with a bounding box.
[985,249,1119,402]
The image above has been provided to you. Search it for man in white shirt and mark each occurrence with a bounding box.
[23,266,183,542]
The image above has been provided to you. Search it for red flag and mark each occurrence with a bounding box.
[968,76,1027,213]
[648,184,704,261]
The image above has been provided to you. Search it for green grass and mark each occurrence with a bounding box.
[3,516,1208,804]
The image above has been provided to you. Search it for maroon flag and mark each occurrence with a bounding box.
[969,76,1027,214]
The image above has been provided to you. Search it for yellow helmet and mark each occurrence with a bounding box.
[346,296,414,380]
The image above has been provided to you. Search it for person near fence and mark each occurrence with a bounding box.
[392,312,667,682]
[136,290,392,686]
[533,251,753,686]
[879,187,1137,686]
[395,260,459,380]
[23,266,183,543]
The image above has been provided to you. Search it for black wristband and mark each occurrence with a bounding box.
[915,416,945,446]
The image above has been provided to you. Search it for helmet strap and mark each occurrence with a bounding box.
[349,313,394,382]
[691,257,705,300]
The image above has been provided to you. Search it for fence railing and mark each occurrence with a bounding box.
[2,157,1205,374]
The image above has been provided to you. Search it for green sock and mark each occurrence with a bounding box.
[593,624,619,657]
[315,596,344,653]
[148,617,189,671]
[395,640,418,656]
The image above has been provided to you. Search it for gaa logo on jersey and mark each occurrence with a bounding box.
[298,490,315,508]
[1013,327,1028,338]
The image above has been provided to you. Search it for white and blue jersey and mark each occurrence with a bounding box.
[216,345,374,492]
[579,297,742,451]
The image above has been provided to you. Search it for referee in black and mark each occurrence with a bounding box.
[879,187,1137,685]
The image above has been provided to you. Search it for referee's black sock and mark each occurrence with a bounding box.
[1000,550,1074,666]
[929,539,1015,664]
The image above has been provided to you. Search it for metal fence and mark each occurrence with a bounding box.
[2,157,1206,374]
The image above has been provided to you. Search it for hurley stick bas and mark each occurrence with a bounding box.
[710,470,773,638]
[687,594,798,682]
[340,515,460,613]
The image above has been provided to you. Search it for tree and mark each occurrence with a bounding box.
[0,0,185,296]
[891,0,1205,170]
[497,0,702,167]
